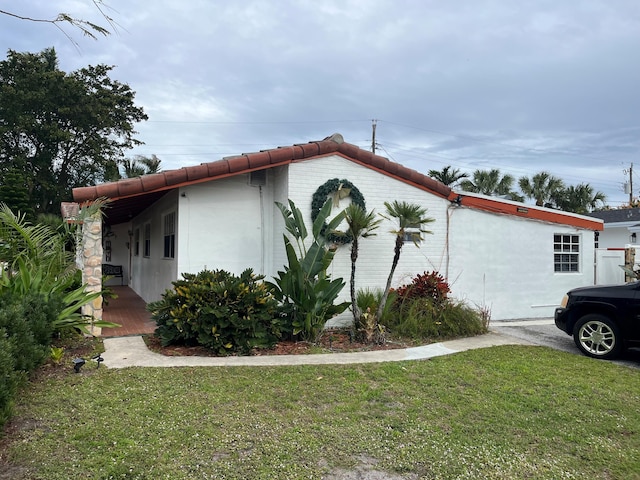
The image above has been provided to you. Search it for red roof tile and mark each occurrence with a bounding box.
[71,133,601,230]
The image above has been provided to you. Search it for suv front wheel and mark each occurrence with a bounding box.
[573,314,622,360]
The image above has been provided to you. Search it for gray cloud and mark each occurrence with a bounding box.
[1,0,639,205]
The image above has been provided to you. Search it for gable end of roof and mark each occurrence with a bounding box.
[72,133,451,204]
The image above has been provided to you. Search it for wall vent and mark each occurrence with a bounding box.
[249,170,267,187]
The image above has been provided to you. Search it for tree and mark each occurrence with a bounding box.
[122,155,162,178]
[460,169,524,201]
[343,203,381,328]
[0,1,114,44]
[519,171,564,207]
[551,184,607,214]
[428,165,469,186]
[0,169,33,220]
[0,48,147,215]
[377,201,434,322]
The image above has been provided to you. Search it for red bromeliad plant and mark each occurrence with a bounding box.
[394,271,450,305]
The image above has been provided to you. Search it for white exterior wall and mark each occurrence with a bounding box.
[125,153,600,321]
[129,190,179,303]
[176,173,276,285]
[448,205,597,320]
[271,165,290,275]
[598,225,634,249]
[286,155,450,325]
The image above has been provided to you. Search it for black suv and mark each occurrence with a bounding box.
[555,283,640,359]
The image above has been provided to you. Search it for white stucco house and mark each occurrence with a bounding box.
[587,208,640,284]
[71,133,603,321]
[588,208,640,249]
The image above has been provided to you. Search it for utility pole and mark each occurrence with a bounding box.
[625,163,634,205]
[631,163,634,206]
[371,119,377,154]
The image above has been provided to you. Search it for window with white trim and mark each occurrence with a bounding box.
[554,234,580,272]
[402,229,422,244]
[163,212,175,259]
[134,228,140,256]
[143,223,151,258]
[402,224,422,244]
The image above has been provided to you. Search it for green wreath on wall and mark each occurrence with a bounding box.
[311,178,366,244]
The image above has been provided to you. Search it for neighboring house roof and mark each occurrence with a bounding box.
[587,208,640,225]
[70,133,603,231]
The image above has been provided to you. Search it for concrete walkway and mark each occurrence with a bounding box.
[101,331,532,369]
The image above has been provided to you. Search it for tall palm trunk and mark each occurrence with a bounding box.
[377,235,403,320]
[350,236,360,325]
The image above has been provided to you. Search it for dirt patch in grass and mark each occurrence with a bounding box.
[143,329,419,357]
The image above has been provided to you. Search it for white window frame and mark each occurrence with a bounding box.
[402,225,422,244]
[554,233,580,273]
[143,223,151,258]
[134,228,140,257]
[163,211,176,259]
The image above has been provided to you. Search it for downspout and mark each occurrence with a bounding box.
[446,194,463,280]
[259,185,265,274]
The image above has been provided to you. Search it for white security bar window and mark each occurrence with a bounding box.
[554,234,580,272]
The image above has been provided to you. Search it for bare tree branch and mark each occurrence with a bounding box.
[0,1,115,43]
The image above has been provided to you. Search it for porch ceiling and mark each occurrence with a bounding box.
[102,190,169,226]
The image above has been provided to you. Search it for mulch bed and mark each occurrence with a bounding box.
[143,330,417,357]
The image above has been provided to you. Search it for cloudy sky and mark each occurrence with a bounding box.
[2,0,639,207]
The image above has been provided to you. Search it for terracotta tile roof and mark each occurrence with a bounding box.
[71,133,603,231]
[449,191,603,231]
[72,133,451,225]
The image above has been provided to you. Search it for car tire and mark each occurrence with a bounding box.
[573,314,623,360]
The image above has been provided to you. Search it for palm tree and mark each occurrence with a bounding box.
[343,203,381,327]
[460,169,523,201]
[428,166,469,186]
[377,201,435,321]
[519,172,564,207]
[121,155,163,178]
[552,184,607,214]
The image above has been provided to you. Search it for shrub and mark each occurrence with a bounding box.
[386,271,487,341]
[387,297,487,341]
[354,288,396,343]
[394,271,450,305]
[0,290,55,372]
[148,268,283,355]
[0,330,22,430]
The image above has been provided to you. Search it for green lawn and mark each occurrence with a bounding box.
[1,345,639,479]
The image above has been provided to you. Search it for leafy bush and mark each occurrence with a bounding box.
[0,330,22,430]
[0,290,60,432]
[386,297,487,340]
[386,271,486,341]
[148,268,282,355]
[0,290,55,372]
[394,271,450,305]
[354,287,397,342]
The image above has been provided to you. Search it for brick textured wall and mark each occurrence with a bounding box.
[285,155,449,302]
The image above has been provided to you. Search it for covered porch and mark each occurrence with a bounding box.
[101,286,156,337]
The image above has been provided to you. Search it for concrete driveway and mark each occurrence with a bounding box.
[491,318,640,369]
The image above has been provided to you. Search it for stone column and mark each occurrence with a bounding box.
[79,215,103,336]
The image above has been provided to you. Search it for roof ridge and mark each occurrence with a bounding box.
[72,134,451,204]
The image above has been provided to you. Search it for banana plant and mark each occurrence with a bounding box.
[269,199,349,341]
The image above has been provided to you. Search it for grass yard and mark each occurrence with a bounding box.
[1,345,639,479]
